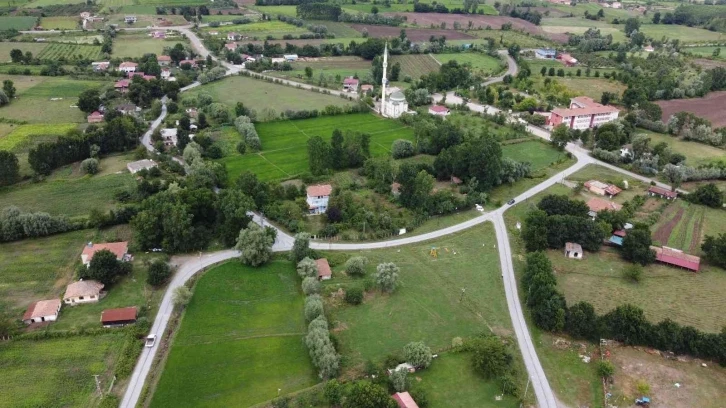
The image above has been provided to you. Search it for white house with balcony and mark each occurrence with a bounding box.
[306,184,332,215]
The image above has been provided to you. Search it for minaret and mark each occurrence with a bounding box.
[380,42,388,117]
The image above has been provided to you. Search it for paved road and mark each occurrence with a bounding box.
[483,50,518,86]
[141,96,167,152]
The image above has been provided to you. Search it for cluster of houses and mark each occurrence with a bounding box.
[546,96,620,130]
[534,48,578,67]
[22,242,139,327]
[566,180,701,271]
[86,103,140,123]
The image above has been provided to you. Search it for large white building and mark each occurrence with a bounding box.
[379,43,409,119]
[547,96,619,130]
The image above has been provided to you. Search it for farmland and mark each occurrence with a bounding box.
[40,16,80,30]
[0,16,37,30]
[0,42,49,62]
[0,334,127,408]
[37,43,103,61]
[185,75,354,116]
[640,24,726,44]
[247,5,299,17]
[469,29,558,49]
[113,35,174,58]
[149,261,318,408]
[350,24,476,41]
[202,20,309,36]
[219,113,413,181]
[391,54,440,79]
[342,0,497,14]
[548,77,626,100]
[434,52,503,75]
[656,90,726,127]
[686,46,726,60]
[0,123,77,152]
[636,129,726,167]
[268,56,371,86]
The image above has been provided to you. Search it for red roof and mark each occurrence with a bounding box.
[225,42,238,50]
[307,184,332,197]
[392,392,419,408]
[179,59,197,66]
[88,111,103,118]
[114,79,130,88]
[101,307,137,324]
[315,258,332,279]
[605,185,622,196]
[613,229,627,237]
[429,105,449,113]
[157,55,171,61]
[586,197,622,213]
[81,242,128,264]
[652,246,700,272]
[552,104,619,118]
[142,75,156,81]
[648,186,677,199]
[343,77,359,85]
[119,61,138,68]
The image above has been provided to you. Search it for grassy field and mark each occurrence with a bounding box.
[501,140,568,171]
[220,113,413,181]
[0,16,37,30]
[22,0,84,7]
[470,29,558,49]
[323,223,512,368]
[40,16,80,30]
[113,35,175,58]
[247,4,299,17]
[0,75,108,123]
[686,46,726,60]
[186,75,354,116]
[0,123,78,152]
[0,334,127,408]
[150,261,318,408]
[636,129,726,167]
[409,352,519,407]
[390,54,440,79]
[340,0,497,14]
[0,42,49,62]
[268,56,371,86]
[202,20,309,36]
[37,43,103,60]
[548,2,637,20]
[0,172,135,217]
[541,24,626,43]
[640,24,726,44]
[548,77,625,100]
[434,52,503,75]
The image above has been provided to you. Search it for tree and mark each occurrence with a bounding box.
[77,89,101,114]
[173,285,192,308]
[216,189,254,246]
[345,256,368,277]
[80,158,99,175]
[297,257,318,278]
[391,368,407,392]
[652,11,661,24]
[603,304,650,345]
[304,294,324,321]
[624,18,641,37]
[0,151,20,187]
[82,249,130,286]
[302,276,321,295]
[621,227,656,265]
[550,124,571,150]
[290,232,312,263]
[147,259,172,286]
[235,223,275,267]
[622,264,643,283]
[2,80,15,99]
[307,136,331,175]
[343,381,397,408]
[403,341,432,368]
[391,139,415,159]
[689,183,723,208]
[10,49,23,63]
[471,335,513,379]
[305,66,313,79]
[662,164,684,189]
[702,233,726,269]
[540,66,547,76]
[323,379,343,406]
[375,262,400,293]
[345,286,364,305]
[565,301,599,341]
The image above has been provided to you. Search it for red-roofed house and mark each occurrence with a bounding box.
[114,79,130,93]
[81,242,130,266]
[101,307,138,327]
[428,105,450,116]
[119,61,138,74]
[306,184,332,214]
[315,258,332,280]
[652,246,700,272]
[648,186,677,200]
[64,280,104,304]
[558,52,578,66]
[87,111,104,123]
[152,30,166,39]
[586,197,622,218]
[343,77,359,91]
[157,55,171,66]
[547,96,619,130]
[225,42,238,51]
[23,299,61,324]
[179,59,197,68]
[392,392,420,408]
[584,180,622,197]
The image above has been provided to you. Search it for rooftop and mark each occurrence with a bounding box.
[307,184,332,197]
[565,242,582,252]
[429,105,449,113]
[64,280,104,299]
[23,299,61,321]
[648,186,677,198]
[82,242,128,263]
[127,159,157,173]
[316,258,332,279]
[101,307,138,324]
[652,246,700,272]
[343,77,359,85]
[586,197,622,213]
[392,392,419,408]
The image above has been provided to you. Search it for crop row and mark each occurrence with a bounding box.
[37,43,102,61]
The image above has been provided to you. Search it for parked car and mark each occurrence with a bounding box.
[145,334,157,348]
[507,199,516,205]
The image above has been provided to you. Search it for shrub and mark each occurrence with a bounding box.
[391,368,408,392]
[622,264,643,283]
[146,259,172,286]
[403,341,432,368]
[80,158,99,175]
[302,276,321,295]
[173,286,192,308]
[345,256,368,277]
[470,335,512,379]
[375,262,400,293]
[391,139,415,159]
[344,286,364,305]
[597,360,614,377]
[304,294,324,321]
[297,257,318,278]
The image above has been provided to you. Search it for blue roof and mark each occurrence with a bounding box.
[609,236,623,246]
[535,48,556,55]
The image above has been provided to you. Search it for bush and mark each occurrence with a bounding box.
[470,335,513,379]
[391,139,415,159]
[345,286,364,305]
[622,264,643,283]
[345,256,368,277]
[304,294,324,321]
[302,276,321,295]
[173,286,192,308]
[375,262,400,293]
[80,158,99,175]
[146,259,172,286]
[297,257,318,278]
[391,368,408,392]
[597,360,615,377]
[403,341,432,369]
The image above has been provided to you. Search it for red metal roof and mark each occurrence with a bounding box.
[429,105,449,113]
[613,230,627,237]
[101,307,137,324]
[392,392,419,408]
[343,77,359,85]
[82,242,128,263]
[648,186,677,199]
[651,246,700,272]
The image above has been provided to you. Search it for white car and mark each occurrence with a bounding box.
[145,334,157,348]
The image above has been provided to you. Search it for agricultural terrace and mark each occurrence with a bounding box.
[0,16,36,30]
[686,46,726,60]
[39,16,80,30]
[434,52,504,76]
[202,20,309,36]
[268,56,371,86]
[149,261,318,408]
[219,113,413,181]
[0,75,109,123]
[639,24,725,44]
[322,224,517,372]
[185,75,355,116]
[38,43,103,61]
[0,334,127,408]
[390,54,440,79]
[113,34,176,58]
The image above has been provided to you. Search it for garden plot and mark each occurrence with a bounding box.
[391,54,440,79]
[38,43,103,61]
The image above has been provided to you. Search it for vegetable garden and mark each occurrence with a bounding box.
[37,43,103,61]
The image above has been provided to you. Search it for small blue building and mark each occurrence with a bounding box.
[535,48,557,59]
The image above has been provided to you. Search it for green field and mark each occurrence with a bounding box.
[40,16,80,30]
[113,35,174,58]
[202,14,259,23]
[541,24,626,43]
[470,29,558,49]
[641,24,726,44]
[545,77,625,100]
[324,223,512,367]
[247,4,299,17]
[501,140,567,171]
[0,75,108,123]
[340,0,497,14]
[219,113,413,181]
[434,52,503,75]
[636,129,726,167]
[686,46,726,60]
[269,56,371,87]
[0,334,127,408]
[202,20,309,35]
[0,123,77,152]
[186,75,355,117]
[0,16,37,30]
[150,261,318,408]
[391,54,440,79]
[0,42,49,63]
[0,172,134,217]
[547,2,637,20]
[37,43,103,60]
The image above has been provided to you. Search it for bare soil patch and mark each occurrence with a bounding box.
[382,13,569,42]
[350,23,475,41]
[653,207,683,245]
[691,58,726,69]
[656,91,726,127]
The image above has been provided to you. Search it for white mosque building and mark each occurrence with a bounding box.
[379,43,409,118]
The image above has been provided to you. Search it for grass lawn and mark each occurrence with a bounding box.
[22,0,84,6]
[246,4,299,17]
[0,42,49,63]
[551,77,625,100]
[0,172,135,218]
[434,52,504,75]
[636,129,726,167]
[113,35,176,58]
[0,123,78,152]
[0,334,127,408]
[202,20,309,35]
[0,75,108,123]
[0,16,37,30]
[501,140,568,171]
[469,30,558,49]
[686,46,726,60]
[219,113,413,181]
[640,24,726,44]
[409,352,520,408]
[150,260,318,408]
[391,54,440,79]
[322,223,512,368]
[541,25,626,43]
[268,56,371,87]
[40,16,80,30]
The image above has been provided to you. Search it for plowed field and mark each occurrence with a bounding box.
[657,91,726,127]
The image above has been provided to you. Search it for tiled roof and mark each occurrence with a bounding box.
[429,105,449,113]
[307,184,332,197]
[101,307,137,324]
[586,197,622,213]
[64,280,104,299]
[316,258,332,279]
[648,186,677,198]
[23,299,61,320]
[81,242,128,263]
[392,392,419,408]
